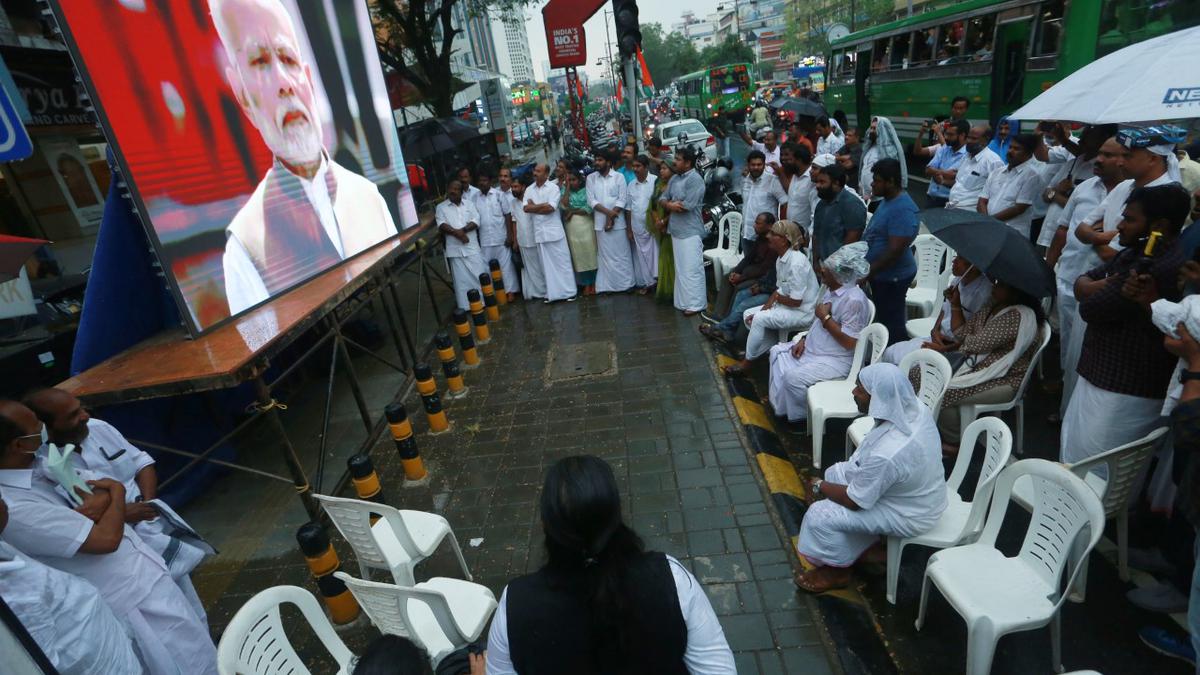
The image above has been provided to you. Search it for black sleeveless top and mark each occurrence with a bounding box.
[505,551,689,675]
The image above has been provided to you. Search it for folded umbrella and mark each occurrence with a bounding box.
[919,209,1055,298]
[0,234,49,284]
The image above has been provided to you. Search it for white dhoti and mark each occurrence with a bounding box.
[631,228,659,288]
[124,573,219,675]
[672,235,706,312]
[797,461,934,567]
[1060,376,1165,468]
[744,305,813,360]
[447,254,487,311]
[133,520,209,624]
[594,228,635,293]
[769,344,853,421]
[882,337,926,365]
[520,244,546,299]
[539,238,577,301]
[481,244,520,295]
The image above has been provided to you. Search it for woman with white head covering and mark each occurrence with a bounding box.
[768,242,872,421]
[795,362,948,592]
[859,116,907,202]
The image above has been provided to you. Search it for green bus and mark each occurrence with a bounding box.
[825,0,1200,143]
[675,63,755,122]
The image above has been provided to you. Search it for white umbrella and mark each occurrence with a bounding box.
[1009,25,1200,124]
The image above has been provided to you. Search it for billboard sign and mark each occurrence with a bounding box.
[47,0,419,335]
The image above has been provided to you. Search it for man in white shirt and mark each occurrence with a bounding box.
[778,144,815,233]
[1034,124,1112,249]
[0,400,219,675]
[742,150,787,245]
[815,116,844,157]
[215,0,404,316]
[24,387,212,623]
[1,496,141,675]
[523,163,577,303]
[473,169,520,299]
[945,125,1005,211]
[509,177,545,300]
[739,127,782,172]
[978,133,1043,238]
[437,180,487,311]
[625,156,659,291]
[586,149,635,294]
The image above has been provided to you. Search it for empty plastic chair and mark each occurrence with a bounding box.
[846,348,953,452]
[335,571,497,667]
[704,212,742,290]
[915,459,1105,675]
[217,585,355,675]
[314,493,471,587]
[806,323,888,468]
[955,323,1051,457]
[905,234,950,318]
[885,417,1012,604]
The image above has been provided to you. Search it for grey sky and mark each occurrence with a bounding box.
[523,0,725,80]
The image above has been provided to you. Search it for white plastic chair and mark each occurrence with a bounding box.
[806,322,888,468]
[885,417,1012,604]
[1013,426,1167,592]
[314,493,471,587]
[334,571,497,667]
[704,212,742,289]
[217,585,355,675]
[905,315,937,340]
[915,459,1105,675]
[955,323,1051,457]
[846,348,953,452]
[905,234,950,318]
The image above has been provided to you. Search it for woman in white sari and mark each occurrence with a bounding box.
[768,242,872,422]
[795,362,947,592]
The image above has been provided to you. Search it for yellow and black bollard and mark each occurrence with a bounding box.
[488,259,508,306]
[414,363,450,434]
[296,522,360,624]
[452,309,480,367]
[467,289,490,344]
[348,454,385,515]
[479,273,501,322]
[435,332,467,398]
[386,402,427,481]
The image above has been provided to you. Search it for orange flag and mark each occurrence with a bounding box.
[637,47,654,88]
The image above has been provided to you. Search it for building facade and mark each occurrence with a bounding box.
[491,12,534,84]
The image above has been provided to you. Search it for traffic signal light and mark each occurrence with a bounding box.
[613,0,640,59]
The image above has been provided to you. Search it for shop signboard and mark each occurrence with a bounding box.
[46,0,419,335]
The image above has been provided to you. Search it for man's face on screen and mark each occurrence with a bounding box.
[219,0,323,168]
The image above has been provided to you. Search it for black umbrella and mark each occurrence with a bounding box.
[919,208,1055,297]
[769,97,826,118]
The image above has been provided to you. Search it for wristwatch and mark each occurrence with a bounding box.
[1181,370,1200,383]
[822,314,833,323]
[811,478,824,496]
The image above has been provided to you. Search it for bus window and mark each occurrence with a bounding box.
[873,37,891,71]
[1033,0,1065,56]
[935,20,965,64]
[890,33,911,69]
[965,14,996,61]
[910,28,936,66]
[1097,0,1200,56]
[841,50,857,79]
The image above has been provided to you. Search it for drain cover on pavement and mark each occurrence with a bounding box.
[544,341,617,382]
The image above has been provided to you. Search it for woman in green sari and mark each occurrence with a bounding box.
[560,170,598,295]
[652,162,676,304]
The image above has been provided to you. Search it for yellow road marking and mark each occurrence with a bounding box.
[733,396,774,431]
[757,453,806,500]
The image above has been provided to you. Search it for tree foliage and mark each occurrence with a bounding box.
[784,0,895,62]
[641,24,760,88]
[698,36,756,71]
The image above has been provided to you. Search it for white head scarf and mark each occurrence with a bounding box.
[813,153,838,168]
[823,241,871,286]
[862,116,908,188]
[1147,144,1183,183]
[859,362,924,436]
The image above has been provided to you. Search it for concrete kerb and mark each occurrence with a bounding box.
[709,341,900,675]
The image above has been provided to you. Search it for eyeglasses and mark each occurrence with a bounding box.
[13,423,43,443]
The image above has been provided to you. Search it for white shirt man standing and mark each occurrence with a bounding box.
[779,144,816,234]
[437,180,486,311]
[509,179,545,300]
[524,163,577,303]
[625,156,659,291]
[586,150,634,293]
[742,150,787,244]
[815,116,844,157]
[978,133,1043,237]
[474,171,520,299]
[945,125,1005,211]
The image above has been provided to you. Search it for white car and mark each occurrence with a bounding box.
[654,119,717,163]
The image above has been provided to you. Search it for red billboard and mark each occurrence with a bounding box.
[542,0,607,69]
[48,0,419,335]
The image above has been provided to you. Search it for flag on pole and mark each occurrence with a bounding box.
[635,47,655,98]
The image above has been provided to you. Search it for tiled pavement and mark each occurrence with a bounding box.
[184,291,839,673]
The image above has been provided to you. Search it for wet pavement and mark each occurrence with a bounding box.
[184,290,839,674]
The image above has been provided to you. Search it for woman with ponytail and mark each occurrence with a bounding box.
[485,455,735,674]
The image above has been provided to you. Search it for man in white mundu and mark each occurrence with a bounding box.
[509,177,545,300]
[474,168,520,298]
[436,180,487,311]
[524,163,577,303]
[625,155,659,291]
[587,149,635,293]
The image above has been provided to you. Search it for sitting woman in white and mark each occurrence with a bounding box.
[768,242,872,423]
[795,363,948,593]
[723,220,819,377]
[882,254,992,365]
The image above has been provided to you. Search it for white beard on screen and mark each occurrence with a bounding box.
[252,101,324,167]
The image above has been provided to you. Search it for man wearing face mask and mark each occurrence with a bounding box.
[0,400,218,674]
[944,125,1004,212]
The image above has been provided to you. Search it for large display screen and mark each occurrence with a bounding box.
[49,0,419,334]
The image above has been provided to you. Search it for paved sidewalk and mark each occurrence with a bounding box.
[185,292,839,673]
